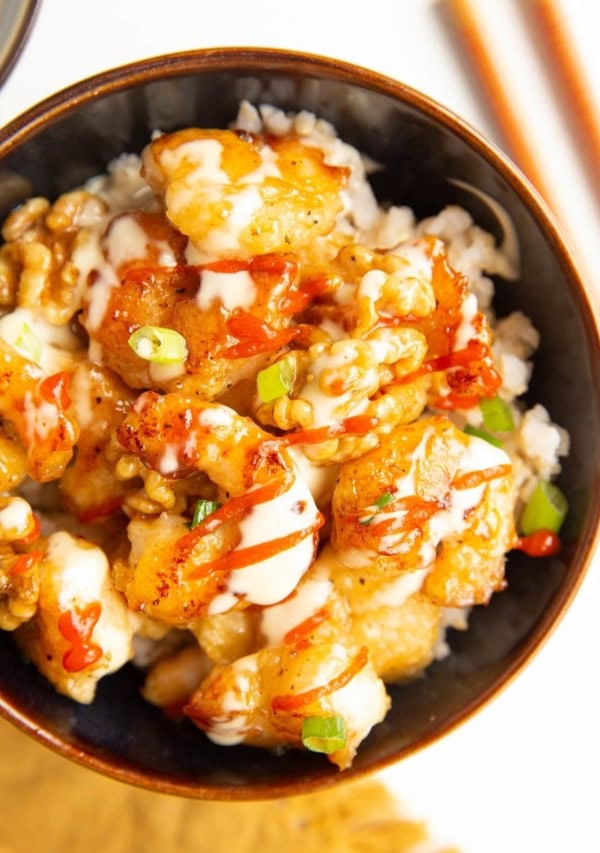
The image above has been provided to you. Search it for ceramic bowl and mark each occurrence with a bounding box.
[1,48,599,799]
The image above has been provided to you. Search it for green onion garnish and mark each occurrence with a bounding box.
[480,396,514,432]
[519,480,568,535]
[128,325,188,365]
[257,360,294,403]
[359,491,395,525]
[187,499,221,530]
[301,716,347,754]
[464,424,504,447]
[13,322,43,364]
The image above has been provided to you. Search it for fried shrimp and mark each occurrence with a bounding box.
[0,340,79,482]
[332,416,515,605]
[142,128,348,260]
[184,641,389,770]
[15,532,134,703]
[114,392,323,622]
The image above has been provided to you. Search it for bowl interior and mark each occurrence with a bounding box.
[1,49,599,798]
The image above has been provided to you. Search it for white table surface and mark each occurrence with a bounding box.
[1,2,599,850]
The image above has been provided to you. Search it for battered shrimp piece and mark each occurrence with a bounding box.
[82,222,308,398]
[332,416,515,606]
[0,340,79,482]
[142,129,348,259]
[115,393,322,622]
[184,641,390,770]
[60,362,136,522]
[141,643,212,715]
[16,531,134,703]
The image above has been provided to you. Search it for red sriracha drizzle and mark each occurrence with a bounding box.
[513,529,561,557]
[58,603,103,673]
[271,646,369,713]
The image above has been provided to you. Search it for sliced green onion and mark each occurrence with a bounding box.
[359,515,374,526]
[128,325,188,365]
[480,396,514,432]
[374,491,395,509]
[301,716,347,754]
[257,359,294,403]
[519,480,568,535]
[187,499,221,530]
[464,424,504,447]
[14,321,43,364]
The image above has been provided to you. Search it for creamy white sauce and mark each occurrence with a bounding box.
[197,269,257,312]
[397,241,434,280]
[302,343,369,427]
[44,532,133,685]
[200,185,263,257]
[148,360,186,383]
[367,568,428,609]
[204,655,258,745]
[22,392,59,442]
[0,496,33,539]
[158,444,180,476]
[287,447,339,507]
[69,367,95,430]
[208,470,320,614]
[260,576,333,646]
[198,405,235,430]
[160,138,228,186]
[453,291,479,350]
[358,268,387,301]
[0,306,82,373]
[104,215,149,268]
[324,652,389,743]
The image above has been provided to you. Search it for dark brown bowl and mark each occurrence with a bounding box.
[1,47,599,799]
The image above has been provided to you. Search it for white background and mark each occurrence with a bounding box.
[1,2,599,850]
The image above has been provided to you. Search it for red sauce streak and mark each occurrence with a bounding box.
[175,475,292,560]
[37,371,72,410]
[283,607,329,646]
[513,529,561,557]
[279,274,331,315]
[368,496,446,537]
[390,341,489,385]
[10,550,43,577]
[271,646,369,713]
[223,312,300,358]
[15,514,41,546]
[282,415,379,447]
[433,392,492,410]
[452,464,512,491]
[58,603,103,673]
[188,516,324,580]
[77,497,124,524]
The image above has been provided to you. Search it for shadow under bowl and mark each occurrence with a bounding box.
[1,47,599,799]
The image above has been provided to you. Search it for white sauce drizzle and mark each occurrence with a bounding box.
[260,576,333,646]
[0,496,33,539]
[0,306,82,373]
[45,532,133,679]
[197,269,257,312]
[208,470,320,614]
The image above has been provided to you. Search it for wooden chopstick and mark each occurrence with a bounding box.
[444,0,559,207]
[526,0,600,201]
